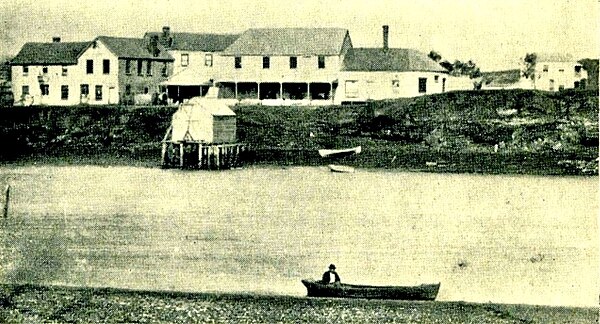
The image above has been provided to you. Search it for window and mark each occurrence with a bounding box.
[86,60,93,74]
[125,60,132,75]
[574,81,580,88]
[143,87,149,94]
[42,66,48,74]
[262,56,270,69]
[392,79,400,93]
[289,56,297,69]
[62,66,68,76]
[542,65,549,72]
[345,80,359,98]
[95,85,103,101]
[575,66,582,73]
[318,55,325,69]
[146,60,152,76]
[558,85,565,91]
[137,60,143,76]
[205,54,213,67]
[41,84,49,96]
[161,62,168,76]
[80,84,89,96]
[103,59,110,74]
[434,75,439,83]
[23,66,29,76]
[61,85,69,100]
[22,85,29,96]
[181,54,189,67]
[235,56,242,69]
[549,79,554,91]
[125,84,131,95]
[558,68,564,73]
[418,78,427,93]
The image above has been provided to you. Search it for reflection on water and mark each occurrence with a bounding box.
[0,165,597,307]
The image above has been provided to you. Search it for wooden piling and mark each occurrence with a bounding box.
[3,184,10,218]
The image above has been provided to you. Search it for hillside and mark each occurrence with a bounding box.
[0,89,597,175]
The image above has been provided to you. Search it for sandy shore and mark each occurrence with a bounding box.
[0,285,596,323]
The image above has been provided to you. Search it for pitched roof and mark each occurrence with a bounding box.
[11,42,91,65]
[342,48,448,73]
[222,28,350,56]
[535,53,575,62]
[145,32,240,52]
[481,69,522,86]
[96,36,173,60]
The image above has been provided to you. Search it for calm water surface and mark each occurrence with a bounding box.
[0,165,597,307]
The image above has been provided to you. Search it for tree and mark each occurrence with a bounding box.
[522,53,537,80]
[428,50,442,62]
[578,58,599,90]
[428,50,481,79]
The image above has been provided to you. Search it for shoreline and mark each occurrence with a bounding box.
[0,147,597,177]
[0,284,596,323]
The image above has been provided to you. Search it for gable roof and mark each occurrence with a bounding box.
[145,32,240,52]
[96,36,173,61]
[536,53,575,63]
[481,69,522,86]
[222,28,350,56]
[11,41,91,65]
[342,48,448,73]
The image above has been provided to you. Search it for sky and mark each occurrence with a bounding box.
[0,0,598,71]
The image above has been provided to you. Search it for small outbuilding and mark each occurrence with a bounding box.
[161,97,244,169]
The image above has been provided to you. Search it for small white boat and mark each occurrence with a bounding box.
[318,146,362,158]
[328,164,355,173]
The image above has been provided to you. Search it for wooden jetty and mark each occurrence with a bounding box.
[161,98,245,170]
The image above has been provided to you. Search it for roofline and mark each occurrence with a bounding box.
[94,36,174,61]
[342,69,449,73]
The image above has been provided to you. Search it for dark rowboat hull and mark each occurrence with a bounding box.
[301,279,440,301]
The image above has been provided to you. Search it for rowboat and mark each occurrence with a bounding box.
[328,164,355,173]
[301,279,440,301]
[318,146,361,158]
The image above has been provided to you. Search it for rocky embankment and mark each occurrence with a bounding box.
[0,89,597,175]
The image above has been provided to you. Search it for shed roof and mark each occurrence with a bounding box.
[96,36,173,60]
[342,48,448,73]
[180,97,236,116]
[11,41,91,65]
[222,28,350,56]
[145,32,240,52]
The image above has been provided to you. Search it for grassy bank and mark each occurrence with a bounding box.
[0,89,597,175]
[0,284,596,323]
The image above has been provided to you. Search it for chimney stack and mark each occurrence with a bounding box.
[52,36,61,43]
[382,25,389,50]
[162,26,171,38]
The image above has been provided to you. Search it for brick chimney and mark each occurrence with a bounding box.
[382,25,389,50]
[52,36,61,43]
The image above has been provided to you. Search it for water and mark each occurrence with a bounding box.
[0,165,597,307]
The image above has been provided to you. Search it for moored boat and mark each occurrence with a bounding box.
[301,279,440,301]
[318,146,361,158]
[328,164,355,173]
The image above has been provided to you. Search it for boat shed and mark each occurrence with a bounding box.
[171,97,236,144]
[161,97,244,169]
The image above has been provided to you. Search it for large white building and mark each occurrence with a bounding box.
[532,53,588,91]
[10,36,173,106]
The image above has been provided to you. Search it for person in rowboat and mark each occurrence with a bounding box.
[322,264,341,285]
